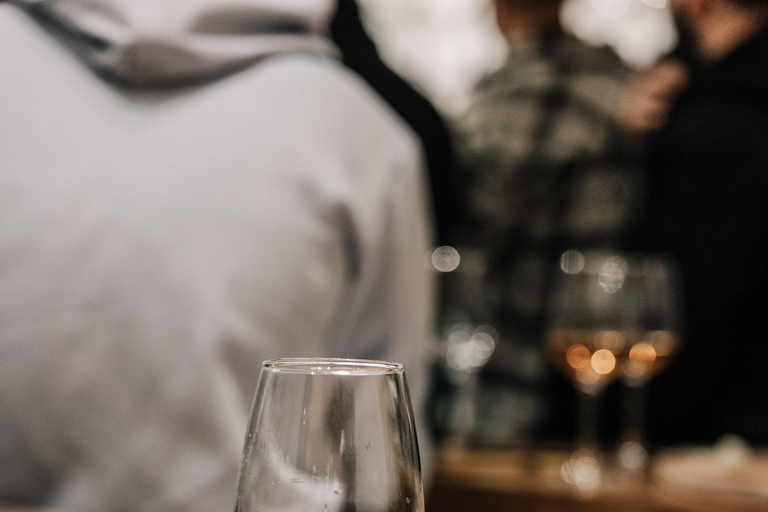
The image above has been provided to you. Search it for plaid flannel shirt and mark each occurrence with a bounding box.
[445,35,643,439]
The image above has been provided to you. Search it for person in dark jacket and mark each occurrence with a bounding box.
[633,0,768,446]
[330,0,459,245]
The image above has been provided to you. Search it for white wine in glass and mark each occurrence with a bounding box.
[546,328,625,390]
[234,358,424,512]
[545,251,636,491]
[615,256,683,472]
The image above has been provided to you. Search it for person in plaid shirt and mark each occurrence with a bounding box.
[445,0,644,442]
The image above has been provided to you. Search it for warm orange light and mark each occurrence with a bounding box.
[577,370,600,386]
[647,331,675,356]
[591,349,616,374]
[567,344,592,371]
[629,342,657,363]
[595,330,626,353]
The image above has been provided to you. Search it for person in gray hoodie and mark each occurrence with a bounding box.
[0,1,434,510]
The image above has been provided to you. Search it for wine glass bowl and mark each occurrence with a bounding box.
[617,257,683,386]
[545,251,645,490]
[614,256,683,471]
[619,330,680,383]
[546,252,636,391]
[547,328,625,392]
[235,358,423,512]
[546,251,683,481]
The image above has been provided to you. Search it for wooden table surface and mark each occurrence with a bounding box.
[426,446,768,512]
[3,447,766,512]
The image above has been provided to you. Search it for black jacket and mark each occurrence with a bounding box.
[635,25,768,445]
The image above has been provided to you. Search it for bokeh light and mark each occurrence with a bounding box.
[595,330,626,353]
[567,344,592,371]
[432,245,461,272]
[629,342,657,363]
[591,349,616,374]
[598,256,628,293]
[647,330,676,356]
[560,250,586,275]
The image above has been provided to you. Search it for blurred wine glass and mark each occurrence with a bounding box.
[442,323,497,446]
[545,250,634,491]
[235,358,424,512]
[432,246,498,446]
[616,256,683,473]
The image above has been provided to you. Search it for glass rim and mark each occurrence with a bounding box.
[262,358,404,375]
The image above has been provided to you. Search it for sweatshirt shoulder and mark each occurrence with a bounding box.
[247,56,421,151]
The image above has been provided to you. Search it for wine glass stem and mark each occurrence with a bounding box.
[619,378,650,472]
[577,385,602,452]
[446,372,478,446]
[623,380,647,444]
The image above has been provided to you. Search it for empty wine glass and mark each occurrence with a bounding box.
[545,251,634,491]
[234,358,424,512]
[617,255,683,472]
[443,323,497,446]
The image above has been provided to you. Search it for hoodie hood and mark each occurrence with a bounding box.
[14,0,337,88]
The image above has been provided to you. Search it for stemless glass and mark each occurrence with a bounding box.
[234,358,424,512]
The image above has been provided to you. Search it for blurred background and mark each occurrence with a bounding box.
[3,0,768,510]
[356,0,677,115]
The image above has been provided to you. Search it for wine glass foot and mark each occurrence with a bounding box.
[618,440,648,472]
[561,449,602,492]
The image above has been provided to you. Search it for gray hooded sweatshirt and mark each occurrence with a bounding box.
[0,2,433,511]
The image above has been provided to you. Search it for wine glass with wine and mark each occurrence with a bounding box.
[545,250,635,491]
[234,358,423,512]
[616,255,683,472]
